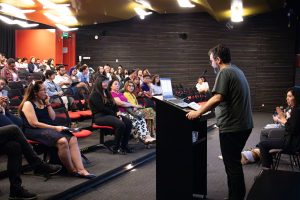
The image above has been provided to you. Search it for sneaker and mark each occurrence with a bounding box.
[9,187,37,200]
[139,135,156,145]
[119,146,134,154]
[34,162,62,175]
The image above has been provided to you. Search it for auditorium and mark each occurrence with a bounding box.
[0,0,300,199]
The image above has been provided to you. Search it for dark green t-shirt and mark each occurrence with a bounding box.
[212,64,253,133]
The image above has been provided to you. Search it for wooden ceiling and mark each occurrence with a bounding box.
[0,0,285,27]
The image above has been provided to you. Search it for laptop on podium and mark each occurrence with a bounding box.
[160,78,189,108]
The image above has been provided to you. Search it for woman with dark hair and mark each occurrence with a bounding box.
[19,80,95,178]
[196,76,209,94]
[45,58,55,71]
[151,74,162,95]
[259,87,300,169]
[28,56,40,73]
[89,75,133,154]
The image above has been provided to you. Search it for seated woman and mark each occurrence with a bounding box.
[19,80,95,179]
[259,87,300,169]
[196,76,209,94]
[109,79,156,144]
[124,80,156,136]
[43,70,69,109]
[89,75,133,154]
[151,74,162,96]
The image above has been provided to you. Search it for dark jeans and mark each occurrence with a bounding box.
[0,125,41,192]
[220,129,252,200]
[260,127,286,142]
[258,137,285,168]
[0,112,23,127]
[94,114,132,148]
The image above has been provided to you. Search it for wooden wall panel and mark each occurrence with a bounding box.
[76,11,295,111]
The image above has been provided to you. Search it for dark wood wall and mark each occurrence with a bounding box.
[76,11,296,111]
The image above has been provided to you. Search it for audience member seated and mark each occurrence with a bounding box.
[88,75,133,154]
[196,76,209,94]
[19,80,95,178]
[44,70,69,109]
[109,79,155,144]
[15,57,23,70]
[77,64,90,83]
[258,87,300,169]
[20,57,28,70]
[45,58,55,71]
[0,125,62,200]
[93,66,105,82]
[124,80,156,136]
[28,57,41,73]
[54,65,72,89]
[141,74,155,108]
[103,64,112,81]
[0,58,19,82]
[0,77,23,126]
[151,74,162,95]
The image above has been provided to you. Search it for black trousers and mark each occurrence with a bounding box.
[0,125,41,192]
[219,129,252,200]
[94,114,132,148]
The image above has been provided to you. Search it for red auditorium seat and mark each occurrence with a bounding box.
[72,129,93,138]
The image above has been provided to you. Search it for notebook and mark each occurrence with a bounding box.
[160,78,189,108]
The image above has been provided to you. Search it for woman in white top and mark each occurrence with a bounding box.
[195,76,209,94]
[151,74,162,95]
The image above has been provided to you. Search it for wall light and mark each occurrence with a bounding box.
[177,0,195,8]
[231,0,243,22]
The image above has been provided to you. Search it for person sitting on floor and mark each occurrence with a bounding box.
[89,75,133,154]
[259,87,300,169]
[0,125,62,200]
[19,80,95,179]
[109,79,156,144]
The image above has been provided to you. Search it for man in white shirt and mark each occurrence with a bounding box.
[54,65,72,89]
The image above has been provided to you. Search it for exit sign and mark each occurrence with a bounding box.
[62,32,69,38]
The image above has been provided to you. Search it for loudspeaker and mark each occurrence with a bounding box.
[179,33,188,40]
[247,170,300,200]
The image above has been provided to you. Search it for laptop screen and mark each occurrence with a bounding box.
[160,78,174,99]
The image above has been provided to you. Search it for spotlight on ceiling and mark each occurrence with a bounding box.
[231,0,243,22]
[177,0,195,8]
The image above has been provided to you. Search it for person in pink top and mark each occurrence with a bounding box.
[109,79,155,144]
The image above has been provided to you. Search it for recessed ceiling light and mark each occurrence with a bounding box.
[177,0,195,8]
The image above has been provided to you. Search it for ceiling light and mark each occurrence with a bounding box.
[47,29,55,33]
[231,0,243,22]
[0,15,16,24]
[44,12,60,23]
[0,3,27,19]
[55,24,78,32]
[177,0,195,8]
[20,0,35,6]
[135,0,152,10]
[21,10,36,13]
[14,19,39,28]
[134,7,152,20]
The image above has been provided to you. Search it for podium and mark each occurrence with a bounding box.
[155,98,212,200]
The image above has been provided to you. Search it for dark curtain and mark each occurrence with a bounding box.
[0,22,15,59]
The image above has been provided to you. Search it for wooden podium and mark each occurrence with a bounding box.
[155,98,212,200]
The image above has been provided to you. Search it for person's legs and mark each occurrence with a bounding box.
[68,136,89,175]
[0,114,15,127]
[56,137,76,173]
[260,128,285,142]
[120,116,132,149]
[258,138,285,168]
[94,115,126,150]
[220,129,251,200]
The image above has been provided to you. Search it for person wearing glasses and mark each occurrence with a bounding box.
[19,80,95,179]
[186,44,253,200]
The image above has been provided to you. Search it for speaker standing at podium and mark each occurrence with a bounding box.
[186,44,253,200]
